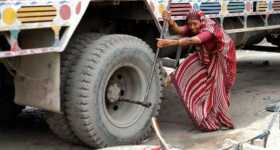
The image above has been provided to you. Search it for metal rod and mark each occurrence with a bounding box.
[118,99,151,108]
[222,103,280,150]
[175,47,182,68]
[143,0,171,105]
[151,117,170,150]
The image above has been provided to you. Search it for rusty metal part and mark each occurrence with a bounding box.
[106,83,122,103]
[118,99,151,108]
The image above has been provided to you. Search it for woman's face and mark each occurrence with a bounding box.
[187,19,202,34]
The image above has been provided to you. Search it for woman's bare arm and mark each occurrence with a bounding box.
[178,36,201,46]
[162,11,186,35]
[169,20,187,35]
[157,36,201,48]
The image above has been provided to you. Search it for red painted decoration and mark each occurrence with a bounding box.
[76,1,82,15]
[60,5,71,20]
[246,1,252,12]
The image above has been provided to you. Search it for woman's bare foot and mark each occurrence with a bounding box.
[164,75,172,87]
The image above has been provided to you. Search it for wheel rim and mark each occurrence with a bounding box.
[104,65,146,128]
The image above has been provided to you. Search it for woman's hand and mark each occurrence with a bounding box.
[162,10,174,26]
[157,39,178,48]
[162,10,171,22]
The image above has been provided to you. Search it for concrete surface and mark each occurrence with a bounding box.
[146,50,280,150]
[0,50,280,150]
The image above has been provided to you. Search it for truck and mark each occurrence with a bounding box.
[0,0,279,148]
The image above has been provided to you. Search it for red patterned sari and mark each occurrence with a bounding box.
[171,12,236,131]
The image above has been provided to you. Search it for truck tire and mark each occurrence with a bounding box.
[0,98,23,124]
[266,33,280,46]
[244,18,266,47]
[0,65,23,125]
[45,33,102,144]
[224,17,266,48]
[266,15,280,46]
[64,34,164,147]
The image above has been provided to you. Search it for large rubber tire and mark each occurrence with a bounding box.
[0,93,23,125]
[0,97,23,124]
[45,33,102,143]
[64,34,164,148]
[266,32,280,47]
[244,18,267,47]
[224,18,266,48]
[0,65,23,125]
[266,15,280,46]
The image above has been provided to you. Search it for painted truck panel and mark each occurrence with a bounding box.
[147,0,280,20]
[145,0,280,33]
[0,0,279,59]
[0,0,90,58]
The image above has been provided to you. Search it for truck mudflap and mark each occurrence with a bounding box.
[0,0,90,58]
[7,53,61,113]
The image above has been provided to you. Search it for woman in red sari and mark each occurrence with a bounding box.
[157,10,236,131]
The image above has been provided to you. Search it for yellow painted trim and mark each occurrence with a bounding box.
[3,8,17,25]
[18,16,55,22]
[17,12,57,17]
[52,26,61,39]
[18,7,56,12]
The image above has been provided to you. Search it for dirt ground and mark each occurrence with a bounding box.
[1,50,280,150]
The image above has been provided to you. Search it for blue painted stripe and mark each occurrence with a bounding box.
[228,5,245,7]
[201,10,220,13]
[201,3,220,5]
[228,4,244,6]
[229,10,244,13]
[228,6,245,9]
[228,9,244,12]
[228,1,244,3]
[200,6,221,9]
[228,10,244,12]
[204,12,220,14]
[201,4,220,7]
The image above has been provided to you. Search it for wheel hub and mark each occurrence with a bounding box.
[106,83,121,103]
[104,66,146,128]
